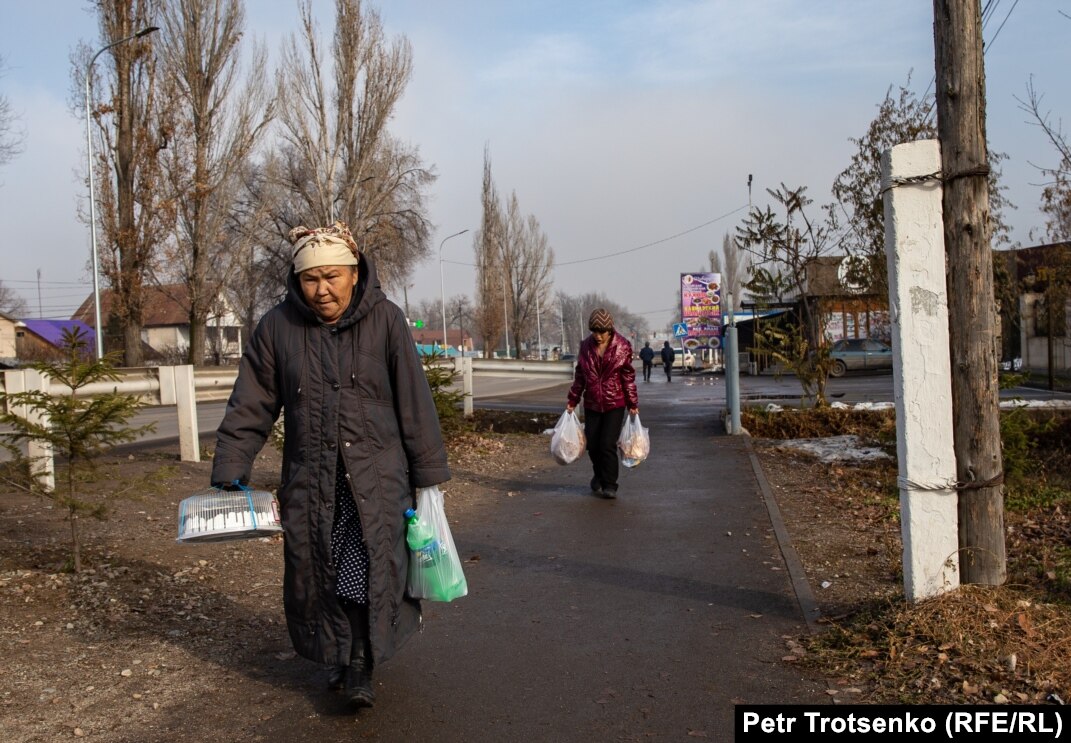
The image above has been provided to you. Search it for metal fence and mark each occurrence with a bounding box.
[1,358,575,490]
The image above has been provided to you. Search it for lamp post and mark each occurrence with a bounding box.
[84,25,160,360]
[438,229,469,354]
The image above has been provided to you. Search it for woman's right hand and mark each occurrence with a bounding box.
[566,404,574,413]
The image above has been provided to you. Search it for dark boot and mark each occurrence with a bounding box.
[589,476,603,497]
[345,642,375,708]
[327,665,346,691]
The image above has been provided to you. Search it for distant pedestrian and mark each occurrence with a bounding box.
[639,341,655,382]
[660,341,674,382]
[566,308,639,499]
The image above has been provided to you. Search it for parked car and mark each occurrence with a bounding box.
[829,338,893,377]
[667,348,695,371]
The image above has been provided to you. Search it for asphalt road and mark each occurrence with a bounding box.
[237,363,830,740]
[4,366,1066,457]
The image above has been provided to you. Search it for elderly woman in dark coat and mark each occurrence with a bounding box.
[566,308,639,498]
[211,221,449,711]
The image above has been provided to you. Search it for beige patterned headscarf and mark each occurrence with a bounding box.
[288,221,360,273]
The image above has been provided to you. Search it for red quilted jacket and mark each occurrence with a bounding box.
[567,331,639,412]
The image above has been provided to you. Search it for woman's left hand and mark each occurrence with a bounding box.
[629,407,639,416]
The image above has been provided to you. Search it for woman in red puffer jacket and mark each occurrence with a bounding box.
[566,308,639,498]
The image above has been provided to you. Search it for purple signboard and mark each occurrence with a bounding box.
[679,272,722,348]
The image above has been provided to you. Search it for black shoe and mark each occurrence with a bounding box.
[345,644,375,708]
[601,487,618,499]
[327,664,346,691]
[589,476,604,497]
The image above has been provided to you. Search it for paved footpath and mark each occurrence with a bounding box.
[256,369,830,742]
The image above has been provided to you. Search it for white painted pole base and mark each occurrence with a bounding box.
[882,139,960,602]
[462,357,474,417]
[173,365,201,463]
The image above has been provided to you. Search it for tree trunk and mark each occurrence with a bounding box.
[1048,297,1056,391]
[933,0,1006,585]
[69,505,81,574]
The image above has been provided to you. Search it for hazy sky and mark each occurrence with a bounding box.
[1,0,1068,330]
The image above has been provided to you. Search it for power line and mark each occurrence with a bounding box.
[442,204,750,269]
[557,205,750,266]
[1,278,93,287]
[921,0,1019,126]
[986,0,1020,51]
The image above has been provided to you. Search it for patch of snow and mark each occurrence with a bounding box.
[774,435,892,464]
[1000,399,1071,409]
[831,401,894,411]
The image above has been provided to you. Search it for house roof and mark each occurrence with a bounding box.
[72,284,195,327]
[1011,242,1071,283]
[20,319,97,348]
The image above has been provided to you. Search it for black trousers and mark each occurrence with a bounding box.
[642,361,653,381]
[584,406,626,493]
[663,361,672,381]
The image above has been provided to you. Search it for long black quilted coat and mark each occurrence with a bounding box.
[211,252,450,668]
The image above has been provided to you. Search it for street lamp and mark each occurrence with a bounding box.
[438,229,469,354]
[85,25,160,359]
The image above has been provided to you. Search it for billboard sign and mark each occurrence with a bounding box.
[680,272,722,348]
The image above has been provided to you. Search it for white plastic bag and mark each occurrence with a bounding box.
[617,412,650,468]
[406,485,468,602]
[550,408,586,465]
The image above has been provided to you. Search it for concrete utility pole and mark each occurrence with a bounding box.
[882,140,959,602]
[933,0,1006,585]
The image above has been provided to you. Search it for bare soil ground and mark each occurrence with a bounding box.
[750,407,1071,707]
[1,408,1068,741]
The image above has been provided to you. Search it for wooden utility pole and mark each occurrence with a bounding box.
[933,0,1006,585]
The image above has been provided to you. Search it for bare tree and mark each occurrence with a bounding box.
[831,77,1014,298]
[158,0,273,366]
[0,55,25,170]
[736,184,838,405]
[77,0,172,366]
[275,0,434,291]
[501,194,555,355]
[721,231,749,311]
[0,281,28,316]
[474,147,506,355]
[1018,77,1071,243]
[216,157,292,353]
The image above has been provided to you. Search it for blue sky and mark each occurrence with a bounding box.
[1,0,1068,329]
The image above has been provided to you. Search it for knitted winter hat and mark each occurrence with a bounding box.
[588,308,614,331]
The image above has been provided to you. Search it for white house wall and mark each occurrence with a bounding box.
[1019,292,1071,376]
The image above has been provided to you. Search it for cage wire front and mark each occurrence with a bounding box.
[177,489,281,544]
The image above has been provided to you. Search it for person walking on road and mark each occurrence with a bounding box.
[566,308,639,499]
[210,221,450,712]
[639,341,655,382]
[660,340,675,382]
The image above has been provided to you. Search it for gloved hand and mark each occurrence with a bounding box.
[212,480,246,492]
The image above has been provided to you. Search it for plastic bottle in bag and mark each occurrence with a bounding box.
[405,502,466,601]
[405,508,440,567]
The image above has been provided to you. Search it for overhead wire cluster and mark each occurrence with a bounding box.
[920,0,1021,125]
[1,278,94,319]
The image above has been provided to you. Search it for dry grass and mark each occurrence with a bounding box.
[748,405,1071,706]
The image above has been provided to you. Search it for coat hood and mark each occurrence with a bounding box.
[285,251,387,328]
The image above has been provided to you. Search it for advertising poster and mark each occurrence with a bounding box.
[679,272,722,348]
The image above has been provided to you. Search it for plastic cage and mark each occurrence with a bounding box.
[177,486,281,544]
